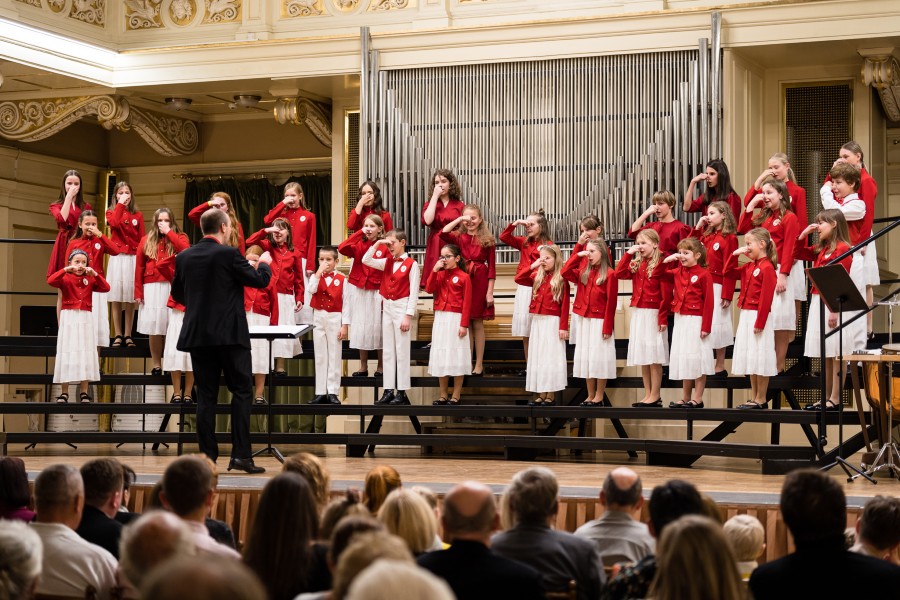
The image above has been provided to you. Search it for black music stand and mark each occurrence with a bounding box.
[250,324,312,463]
[806,265,873,483]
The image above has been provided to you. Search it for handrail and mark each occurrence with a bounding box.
[828,216,900,267]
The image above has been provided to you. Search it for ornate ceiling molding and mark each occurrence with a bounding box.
[861,53,900,123]
[273,97,332,148]
[0,95,200,156]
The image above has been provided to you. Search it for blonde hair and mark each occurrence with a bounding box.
[653,190,677,208]
[814,209,851,255]
[580,238,611,286]
[462,204,496,247]
[770,152,798,184]
[630,229,662,276]
[746,228,778,268]
[707,201,736,236]
[284,181,309,209]
[533,244,565,303]
[143,208,182,260]
[752,179,791,227]
[363,213,385,239]
[676,237,708,268]
[364,465,401,514]
[345,560,455,600]
[377,489,439,555]
[245,245,264,257]
[331,532,415,600]
[209,192,241,249]
[282,452,331,511]
[723,514,765,562]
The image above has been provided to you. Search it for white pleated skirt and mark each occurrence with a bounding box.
[569,313,582,346]
[526,314,568,392]
[91,291,109,347]
[572,317,617,380]
[137,281,170,335]
[106,254,136,303]
[511,284,534,337]
[275,293,302,358]
[731,309,778,376]
[789,261,807,301]
[54,309,100,384]
[295,258,314,326]
[349,286,383,350]
[769,268,795,331]
[709,282,735,350]
[247,311,272,375]
[804,295,865,358]
[162,309,192,372]
[626,308,669,366]
[864,242,880,286]
[668,314,716,380]
[428,311,471,377]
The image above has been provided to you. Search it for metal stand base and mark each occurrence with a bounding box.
[25,443,77,450]
[252,445,285,463]
[824,455,875,484]
[853,441,900,482]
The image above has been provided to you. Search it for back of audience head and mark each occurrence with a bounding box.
[650,514,743,600]
[505,467,558,526]
[329,516,385,570]
[119,510,196,588]
[363,465,401,515]
[141,555,266,600]
[161,456,213,518]
[648,479,704,538]
[857,495,900,560]
[331,531,414,600]
[345,560,454,600]
[321,489,370,540]
[700,494,724,525]
[377,489,438,555]
[0,457,32,515]
[441,481,498,543]
[80,458,124,512]
[780,469,845,544]
[410,485,439,513]
[121,463,136,510]
[601,467,643,512]
[0,519,42,600]
[283,452,331,510]
[34,464,83,525]
[723,514,765,563]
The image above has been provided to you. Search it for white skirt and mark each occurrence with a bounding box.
[54,309,100,384]
[162,309,192,372]
[526,314,568,392]
[850,252,866,295]
[511,284,534,337]
[769,268,795,331]
[804,294,865,358]
[349,286,383,350]
[106,254,136,303]
[295,258,314,325]
[626,308,669,366]
[709,282,735,350]
[863,242,880,286]
[572,317,617,380]
[668,314,716,380]
[91,291,109,347]
[247,311,272,375]
[569,313,581,346]
[275,293,302,358]
[428,311,471,377]
[731,309,778,376]
[137,281,170,335]
[789,261,807,301]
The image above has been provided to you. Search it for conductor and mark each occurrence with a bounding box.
[172,208,273,474]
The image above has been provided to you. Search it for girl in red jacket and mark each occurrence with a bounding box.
[156,251,195,404]
[338,214,386,377]
[105,181,144,347]
[616,229,669,407]
[426,244,473,405]
[243,245,279,404]
[566,215,605,348]
[690,201,738,375]
[188,191,246,253]
[48,249,110,403]
[562,238,617,406]
[525,244,570,406]
[48,170,91,319]
[682,158,742,218]
[348,180,393,232]
[422,169,465,283]
[730,228,779,408]
[662,238,715,408]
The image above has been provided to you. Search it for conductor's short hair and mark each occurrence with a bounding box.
[200,209,229,236]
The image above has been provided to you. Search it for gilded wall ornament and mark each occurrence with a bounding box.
[125,0,163,29]
[70,0,105,25]
[862,55,900,122]
[369,0,407,10]
[332,0,358,11]
[273,97,332,148]
[47,0,65,13]
[169,0,195,25]
[14,0,43,8]
[203,0,240,23]
[284,0,322,17]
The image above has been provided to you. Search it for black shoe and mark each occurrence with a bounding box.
[685,400,704,409]
[352,369,368,377]
[632,399,662,407]
[517,369,527,377]
[739,401,766,409]
[376,390,395,405]
[254,396,267,405]
[310,394,329,405]
[151,367,162,376]
[710,370,728,378]
[389,391,411,405]
[327,394,341,405]
[227,457,265,474]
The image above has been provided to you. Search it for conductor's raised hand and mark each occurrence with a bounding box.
[258,251,273,266]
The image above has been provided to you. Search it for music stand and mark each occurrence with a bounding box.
[806,265,873,483]
[250,324,312,463]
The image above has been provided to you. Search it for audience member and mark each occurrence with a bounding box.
[574,467,655,564]
[30,464,118,600]
[602,479,704,600]
[851,495,900,565]
[0,519,42,600]
[321,489,370,540]
[699,493,724,524]
[159,456,241,559]
[723,514,765,580]
[411,485,447,549]
[140,555,266,600]
[119,510,196,589]
[363,465,401,515]
[283,452,332,512]
[115,463,140,525]
[243,473,330,600]
[492,468,605,600]
[331,531,415,600]
[76,458,125,558]
[199,454,238,548]
[418,481,546,600]
[649,515,743,600]
[377,489,441,554]
[345,560,455,600]
[0,457,34,523]
[750,470,900,599]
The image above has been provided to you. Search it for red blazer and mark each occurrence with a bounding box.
[561,251,617,336]
[726,258,777,330]
[689,229,737,300]
[628,220,691,256]
[188,203,246,254]
[244,284,279,324]
[438,231,497,280]
[263,203,316,263]
[66,235,119,278]
[338,230,386,290]
[527,271,571,328]
[105,205,145,255]
[859,168,878,238]
[737,209,799,275]
[245,230,305,302]
[47,201,92,278]
[421,198,465,279]
[134,231,190,301]
[743,181,808,229]
[663,263,714,333]
[500,224,551,286]
[795,241,852,295]
[47,269,110,311]
[380,256,417,301]
[615,254,669,326]
[426,268,472,328]
[309,272,347,314]
[347,207,393,232]
[685,191,743,219]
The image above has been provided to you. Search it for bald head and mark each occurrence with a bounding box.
[601,467,643,511]
[441,482,498,543]
[120,511,196,587]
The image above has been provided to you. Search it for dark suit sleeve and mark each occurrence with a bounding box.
[233,251,272,289]
[171,253,185,305]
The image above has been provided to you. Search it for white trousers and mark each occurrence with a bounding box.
[382,298,411,391]
[313,310,343,395]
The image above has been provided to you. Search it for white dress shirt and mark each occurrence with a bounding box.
[30,522,118,600]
